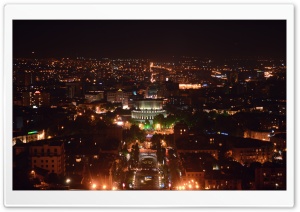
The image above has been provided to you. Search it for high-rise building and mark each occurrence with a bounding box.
[22,91,50,107]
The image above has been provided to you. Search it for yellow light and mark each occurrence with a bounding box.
[103,185,107,189]
[92,183,97,189]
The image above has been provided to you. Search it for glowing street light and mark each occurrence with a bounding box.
[92,183,97,189]
[156,123,161,131]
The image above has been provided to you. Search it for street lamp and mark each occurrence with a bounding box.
[92,183,97,189]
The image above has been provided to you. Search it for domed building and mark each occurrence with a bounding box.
[131,99,167,124]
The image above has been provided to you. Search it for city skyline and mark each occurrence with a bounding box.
[12,19,287,192]
[13,20,286,59]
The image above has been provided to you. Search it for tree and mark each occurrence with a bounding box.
[153,114,165,129]
[123,124,146,144]
[133,143,139,163]
[165,114,176,128]
[144,120,151,130]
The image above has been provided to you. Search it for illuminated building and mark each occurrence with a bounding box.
[107,89,132,108]
[29,140,65,176]
[179,84,201,90]
[131,99,166,124]
[13,130,45,145]
[231,144,273,165]
[22,91,50,107]
[243,130,271,141]
[181,168,204,189]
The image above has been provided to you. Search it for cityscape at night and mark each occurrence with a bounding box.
[12,20,287,191]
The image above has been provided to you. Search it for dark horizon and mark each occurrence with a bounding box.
[13,20,286,60]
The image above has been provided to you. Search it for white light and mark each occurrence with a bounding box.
[117,121,123,126]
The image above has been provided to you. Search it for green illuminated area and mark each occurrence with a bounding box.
[27,131,38,135]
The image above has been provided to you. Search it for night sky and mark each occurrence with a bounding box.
[13,20,286,59]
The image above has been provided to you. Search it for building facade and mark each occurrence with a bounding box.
[231,146,273,165]
[22,91,50,107]
[107,89,132,108]
[29,141,65,176]
[131,99,167,124]
[13,130,45,145]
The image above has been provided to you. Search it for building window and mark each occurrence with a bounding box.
[52,160,54,163]
[41,160,43,163]
[52,165,54,168]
